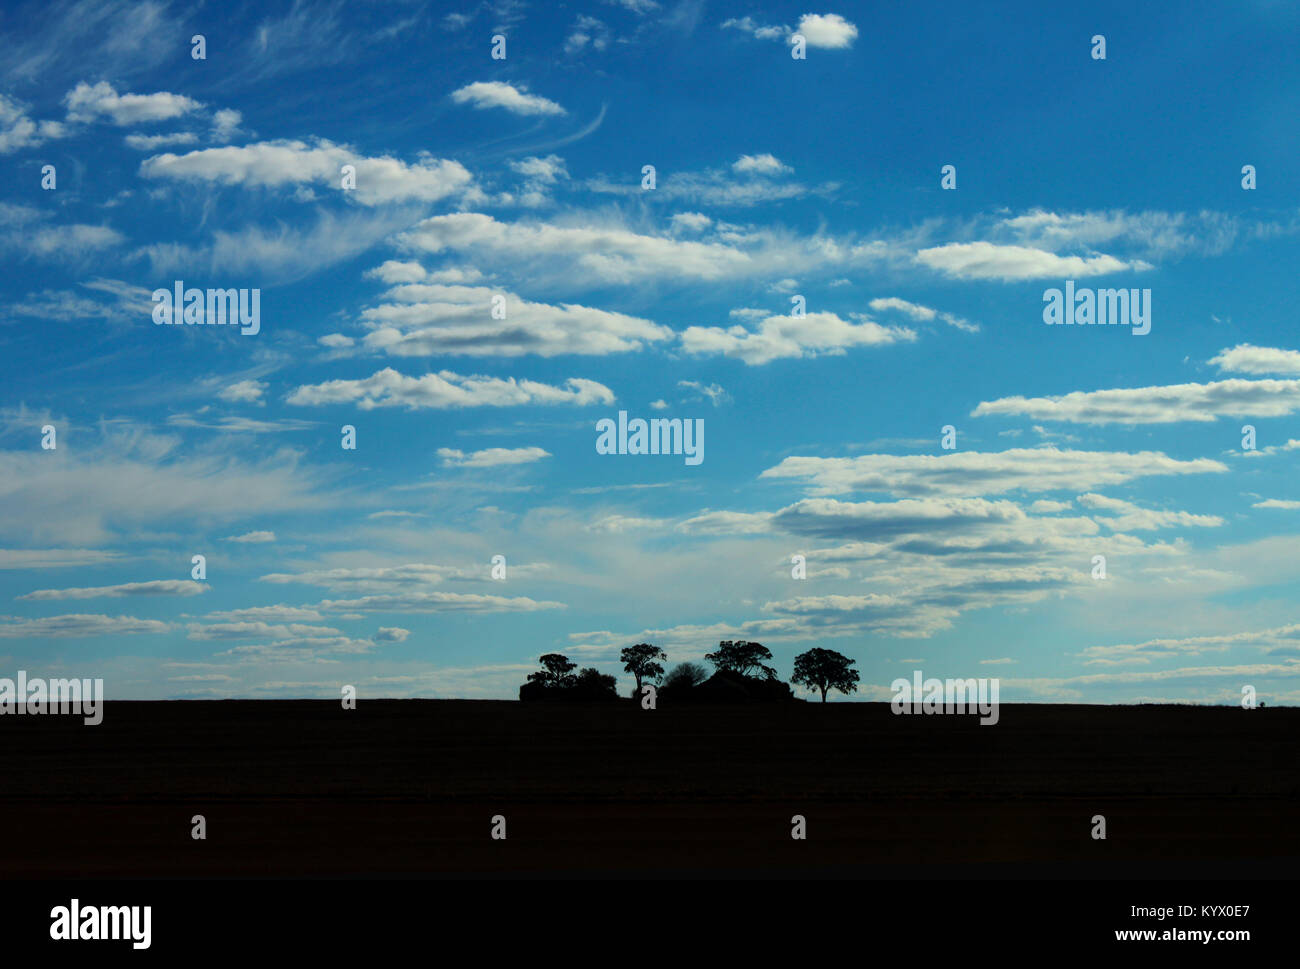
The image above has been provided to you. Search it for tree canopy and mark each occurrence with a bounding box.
[791,648,860,702]
[704,640,778,680]
[620,643,667,693]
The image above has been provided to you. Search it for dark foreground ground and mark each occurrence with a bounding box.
[1,700,1295,876]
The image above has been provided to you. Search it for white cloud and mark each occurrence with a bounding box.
[0,94,66,153]
[974,378,1300,424]
[397,211,761,284]
[587,163,825,206]
[676,380,730,406]
[680,311,914,365]
[18,580,206,601]
[916,241,1145,280]
[564,15,610,55]
[722,13,858,49]
[450,81,565,116]
[0,424,337,545]
[139,207,420,283]
[1209,344,1300,376]
[732,153,791,175]
[1253,499,1300,510]
[0,548,122,569]
[353,281,672,358]
[1076,493,1223,531]
[204,605,325,622]
[0,614,170,638]
[64,80,202,124]
[508,154,568,183]
[219,379,266,404]
[585,514,666,533]
[721,16,791,41]
[869,296,979,333]
[140,138,473,206]
[124,130,199,150]
[189,621,342,641]
[670,212,712,232]
[761,448,1225,497]
[795,13,859,49]
[211,108,242,142]
[224,530,277,543]
[316,591,564,614]
[997,209,1243,261]
[0,204,125,259]
[1079,624,1300,666]
[286,367,615,410]
[437,446,551,468]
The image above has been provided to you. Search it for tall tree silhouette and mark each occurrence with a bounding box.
[791,648,860,702]
[704,640,778,680]
[527,653,577,689]
[620,643,666,694]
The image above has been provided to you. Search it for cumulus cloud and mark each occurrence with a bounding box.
[204,605,325,622]
[124,131,198,150]
[219,380,266,404]
[974,379,1300,424]
[0,94,66,153]
[189,621,343,641]
[795,13,859,48]
[1209,344,1300,376]
[18,580,206,600]
[761,447,1225,497]
[315,591,564,614]
[916,241,1145,281]
[680,310,914,365]
[437,446,550,468]
[64,81,202,124]
[1080,624,1300,666]
[140,138,473,206]
[347,280,671,358]
[732,153,791,175]
[722,13,858,49]
[869,296,979,333]
[450,81,565,116]
[1076,494,1223,531]
[224,530,276,543]
[396,212,762,283]
[286,367,614,410]
[259,561,550,590]
[0,614,170,638]
[508,154,568,183]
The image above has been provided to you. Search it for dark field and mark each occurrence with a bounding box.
[2,700,1296,877]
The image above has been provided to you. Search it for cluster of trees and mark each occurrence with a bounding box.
[519,640,860,703]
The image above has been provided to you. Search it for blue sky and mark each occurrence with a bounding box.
[3,0,1300,703]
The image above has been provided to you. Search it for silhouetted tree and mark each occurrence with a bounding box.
[620,643,666,695]
[570,666,619,700]
[527,653,577,689]
[791,648,859,703]
[520,657,619,701]
[704,640,777,680]
[661,662,708,691]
